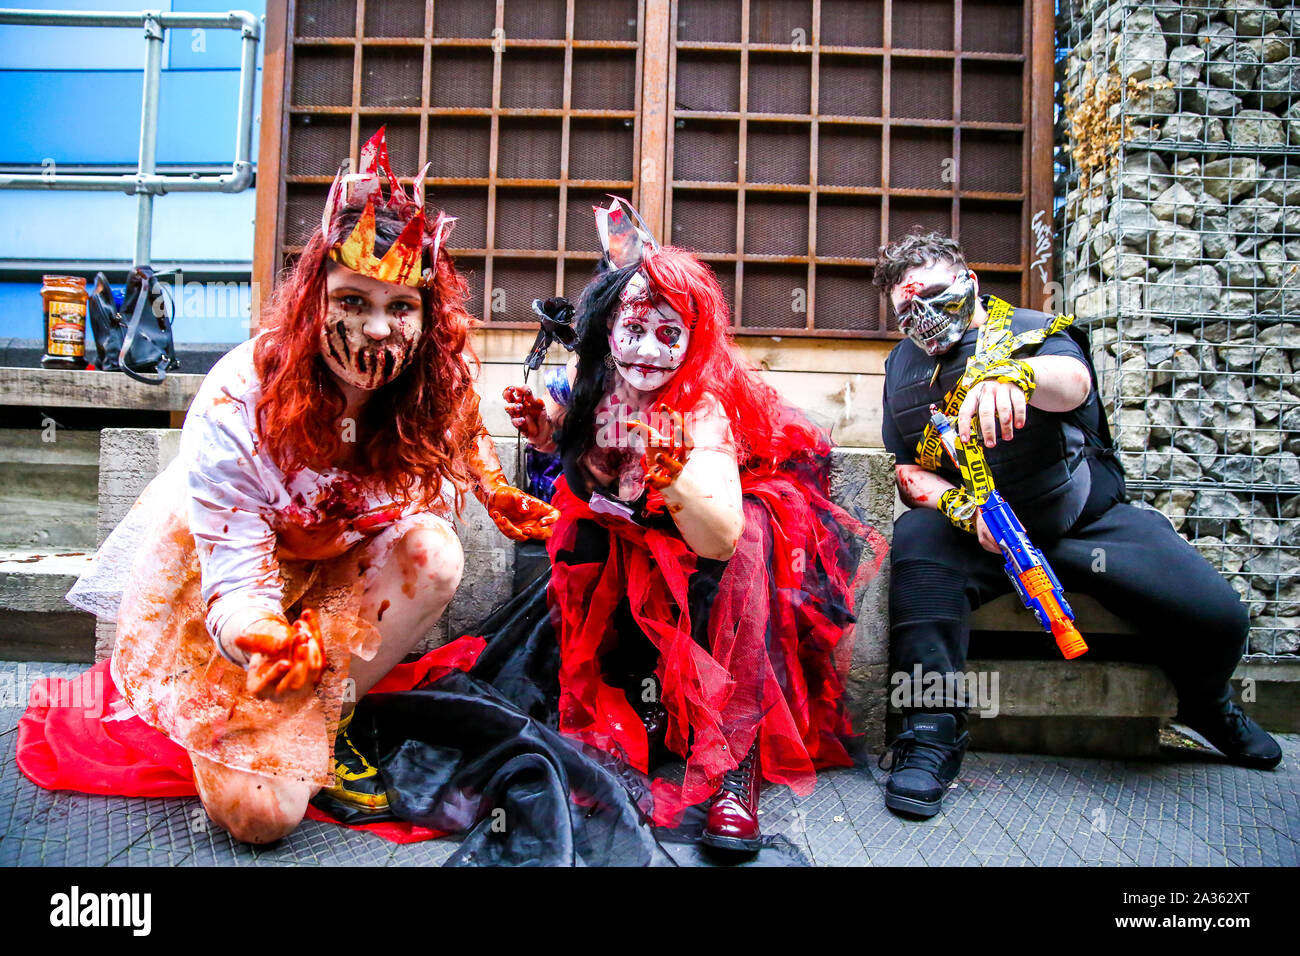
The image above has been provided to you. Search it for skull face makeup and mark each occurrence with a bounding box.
[607,271,691,393]
[892,269,978,357]
[320,263,424,392]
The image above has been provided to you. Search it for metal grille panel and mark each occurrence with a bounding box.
[290,48,353,107]
[677,0,743,43]
[296,0,355,38]
[821,0,883,47]
[674,121,741,182]
[745,196,810,256]
[893,1,954,50]
[273,0,644,325]
[497,119,564,181]
[747,122,810,184]
[960,131,1024,193]
[504,0,567,40]
[665,0,1043,334]
[433,0,494,38]
[286,115,350,177]
[575,0,639,41]
[363,0,424,38]
[360,49,423,108]
[267,0,1046,339]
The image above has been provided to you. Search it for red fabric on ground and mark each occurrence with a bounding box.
[15,636,487,844]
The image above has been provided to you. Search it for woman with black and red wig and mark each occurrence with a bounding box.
[18,129,556,844]
[503,200,887,850]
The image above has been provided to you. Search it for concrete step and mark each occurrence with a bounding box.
[0,428,99,550]
[0,549,95,662]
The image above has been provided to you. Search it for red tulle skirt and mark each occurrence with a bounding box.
[547,461,885,825]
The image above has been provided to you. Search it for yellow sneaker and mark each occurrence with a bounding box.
[320,711,389,813]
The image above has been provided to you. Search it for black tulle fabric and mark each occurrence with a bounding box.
[338,569,810,866]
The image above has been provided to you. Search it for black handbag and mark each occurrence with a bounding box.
[87,267,179,384]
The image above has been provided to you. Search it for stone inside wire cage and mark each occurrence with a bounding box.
[1058,0,1300,658]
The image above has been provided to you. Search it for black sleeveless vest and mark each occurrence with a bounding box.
[884,300,1119,540]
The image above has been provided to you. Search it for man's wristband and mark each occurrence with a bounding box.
[938,487,979,534]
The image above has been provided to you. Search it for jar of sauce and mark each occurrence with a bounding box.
[41,274,88,369]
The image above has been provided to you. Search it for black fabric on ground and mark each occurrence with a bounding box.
[341,567,811,866]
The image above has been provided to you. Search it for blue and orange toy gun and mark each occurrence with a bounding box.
[929,407,1088,660]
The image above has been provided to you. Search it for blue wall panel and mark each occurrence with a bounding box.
[169,0,267,70]
[3,278,252,345]
[2,0,266,341]
[0,0,267,71]
[0,190,256,261]
[0,0,172,70]
[4,68,258,164]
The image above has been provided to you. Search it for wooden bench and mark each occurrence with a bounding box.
[965,592,1178,758]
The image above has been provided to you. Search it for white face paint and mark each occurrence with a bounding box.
[321,263,424,392]
[607,273,690,393]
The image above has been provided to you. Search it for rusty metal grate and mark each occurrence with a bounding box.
[295,0,355,38]
[273,0,643,327]
[664,0,1046,335]
[363,0,424,38]
[264,0,1050,339]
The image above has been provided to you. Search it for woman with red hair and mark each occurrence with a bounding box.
[503,204,885,851]
[19,129,556,844]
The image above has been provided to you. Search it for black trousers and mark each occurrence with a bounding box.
[889,502,1249,715]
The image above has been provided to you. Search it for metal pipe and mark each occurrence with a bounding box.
[134,11,164,266]
[231,22,259,184]
[0,9,257,30]
[0,172,253,192]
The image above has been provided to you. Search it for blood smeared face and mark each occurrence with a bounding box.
[320,263,424,391]
[607,273,690,393]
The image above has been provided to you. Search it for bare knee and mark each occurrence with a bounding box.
[191,754,310,845]
[399,525,464,600]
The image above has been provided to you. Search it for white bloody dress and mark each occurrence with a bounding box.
[67,339,455,786]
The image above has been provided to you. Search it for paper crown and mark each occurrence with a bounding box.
[594,196,658,270]
[321,127,454,288]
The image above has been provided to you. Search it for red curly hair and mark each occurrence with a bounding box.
[253,204,481,510]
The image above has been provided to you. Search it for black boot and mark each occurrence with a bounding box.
[1176,697,1282,771]
[879,712,969,818]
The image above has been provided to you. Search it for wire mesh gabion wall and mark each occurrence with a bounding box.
[1059,0,1299,658]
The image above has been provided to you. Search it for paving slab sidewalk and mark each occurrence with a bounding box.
[1,661,1296,867]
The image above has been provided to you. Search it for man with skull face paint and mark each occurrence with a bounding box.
[18,129,558,844]
[876,231,1279,820]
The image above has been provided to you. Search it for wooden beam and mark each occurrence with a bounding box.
[251,0,290,331]
[639,0,672,235]
[0,368,204,412]
[468,325,895,374]
[1027,0,1055,313]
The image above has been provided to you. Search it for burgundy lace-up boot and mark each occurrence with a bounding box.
[699,741,762,852]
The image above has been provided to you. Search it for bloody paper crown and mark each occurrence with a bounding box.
[321,126,454,288]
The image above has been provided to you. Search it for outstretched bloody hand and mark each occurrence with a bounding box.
[502,385,553,447]
[485,487,560,542]
[466,421,560,541]
[628,403,693,492]
[234,609,327,698]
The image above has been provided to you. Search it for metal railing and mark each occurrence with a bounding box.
[0,8,260,268]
